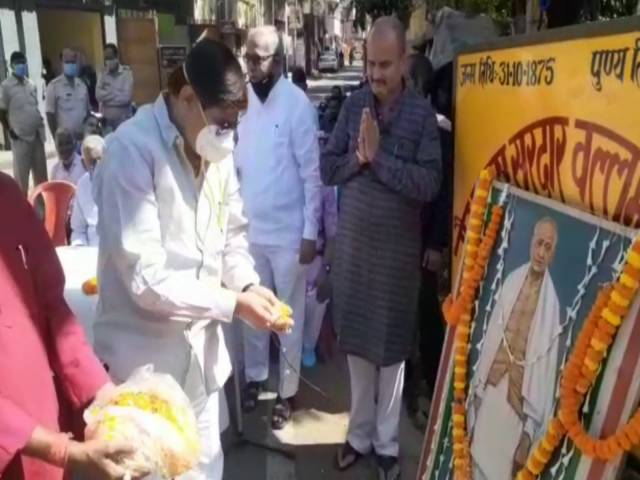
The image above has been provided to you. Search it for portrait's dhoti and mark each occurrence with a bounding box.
[471,376,523,480]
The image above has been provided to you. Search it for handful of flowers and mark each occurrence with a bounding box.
[84,366,201,479]
[272,302,294,333]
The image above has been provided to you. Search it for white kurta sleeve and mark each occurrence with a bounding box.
[292,99,323,241]
[221,162,260,291]
[99,137,238,323]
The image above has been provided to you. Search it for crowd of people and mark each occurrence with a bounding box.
[0,15,453,480]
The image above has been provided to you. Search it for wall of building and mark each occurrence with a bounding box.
[37,8,104,76]
[0,7,20,77]
[407,4,429,47]
[158,12,189,46]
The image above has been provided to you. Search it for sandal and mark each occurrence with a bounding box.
[241,381,263,413]
[376,455,401,480]
[336,441,363,471]
[271,396,293,430]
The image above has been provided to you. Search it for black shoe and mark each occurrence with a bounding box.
[376,455,400,480]
[271,395,294,430]
[241,381,263,413]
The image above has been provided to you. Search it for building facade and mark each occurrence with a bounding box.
[0,0,339,147]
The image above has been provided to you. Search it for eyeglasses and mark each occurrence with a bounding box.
[243,53,274,66]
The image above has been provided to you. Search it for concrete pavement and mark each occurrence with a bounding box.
[222,353,423,480]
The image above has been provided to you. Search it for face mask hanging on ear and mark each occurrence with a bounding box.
[184,64,235,164]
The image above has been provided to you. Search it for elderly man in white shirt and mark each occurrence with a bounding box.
[93,39,282,480]
[50,128,86,185]
[235,26,323,430]
[70,135,104,247]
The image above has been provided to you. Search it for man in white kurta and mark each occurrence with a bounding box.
[469,217,561,479]
[93,39,280,480]
[235,26,323,429]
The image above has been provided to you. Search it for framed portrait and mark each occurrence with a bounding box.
[422,183,640,480]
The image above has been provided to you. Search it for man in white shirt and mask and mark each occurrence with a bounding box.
[70,134,104,247]
[235,26,323,430]
[468,217,561,479]
[93,38,282,480]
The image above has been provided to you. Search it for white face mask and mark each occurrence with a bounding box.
[195,123,234,163]
[185,63,236,163]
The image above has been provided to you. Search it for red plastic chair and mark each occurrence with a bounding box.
[29,181,76,247]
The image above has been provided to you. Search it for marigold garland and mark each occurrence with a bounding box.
[442,168,503,479]
[515,238,640,478]
[443,169,640,479]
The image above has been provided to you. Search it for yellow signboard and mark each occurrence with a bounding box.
[452,19,640,280]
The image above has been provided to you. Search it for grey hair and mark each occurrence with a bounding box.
[82,135,105,161]
[247,25,284,59]
[369,16,407,54]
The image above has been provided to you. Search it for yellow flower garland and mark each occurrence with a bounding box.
[445,168,640,479]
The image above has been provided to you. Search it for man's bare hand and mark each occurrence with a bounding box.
[356,137,369,165]
[299,238,317,265]
[247,285,279,307]
[68,439,144,480]
[356,112,370,165]
[235,290,278,330]
[361,108,380,161]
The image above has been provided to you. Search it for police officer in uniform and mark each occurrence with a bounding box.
[96,43,134,131]
[45,48,90,139]
[0,51,48,193]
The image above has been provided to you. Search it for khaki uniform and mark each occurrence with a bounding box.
[0,75,47,192]
[45,75,90,137]
[96,65,133,130]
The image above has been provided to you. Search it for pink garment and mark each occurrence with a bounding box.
[0,172,109,479]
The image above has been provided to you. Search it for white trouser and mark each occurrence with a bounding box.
[471,376,523,480]
[346,355,405,457]
[148,392,223,480]
[243,244,307,399]
[303,289,328,351]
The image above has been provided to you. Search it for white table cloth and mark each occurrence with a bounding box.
[55,245,232,432]
[56,246,98,344]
